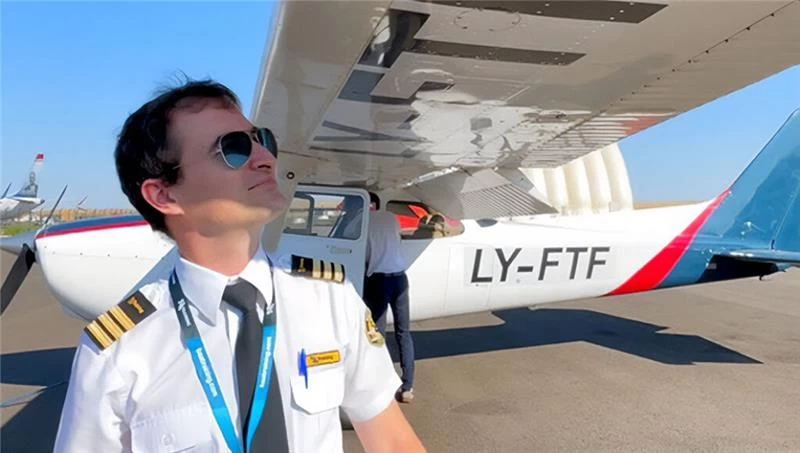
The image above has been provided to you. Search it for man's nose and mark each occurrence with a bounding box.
[248,141,277,170]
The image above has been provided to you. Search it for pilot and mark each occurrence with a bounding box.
[364,192,416,404]
[53,79,425,453]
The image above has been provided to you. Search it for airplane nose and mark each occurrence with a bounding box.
[0,229,37,255]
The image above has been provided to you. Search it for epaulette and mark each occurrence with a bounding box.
[84,291,156,350]
[291,255,346,283]
[365,311,385,347]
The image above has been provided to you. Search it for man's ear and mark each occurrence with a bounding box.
[140,178,184,216]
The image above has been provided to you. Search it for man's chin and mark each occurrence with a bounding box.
[264,193,290,214]
[251,186,287,204]
[250,204,287,225]
[239,192,288,223]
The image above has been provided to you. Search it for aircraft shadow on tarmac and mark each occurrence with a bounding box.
[1,347,74,452]
[385,307,762,366]
[0,308,759,451]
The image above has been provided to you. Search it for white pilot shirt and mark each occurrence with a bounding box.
[366,210,408,277]
[53,247,401,453]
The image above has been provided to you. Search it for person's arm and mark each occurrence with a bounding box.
[53,333,129,452]
[339,283,425,452]
[353,400,426,453]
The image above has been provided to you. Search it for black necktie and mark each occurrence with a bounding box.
[223,280,289,452]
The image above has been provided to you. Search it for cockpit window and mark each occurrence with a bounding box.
[283,191,363,240]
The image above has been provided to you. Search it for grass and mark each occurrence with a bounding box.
[0,222,40,237]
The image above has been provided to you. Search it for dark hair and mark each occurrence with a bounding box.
[114,79,240,235]
[369,192,380,210]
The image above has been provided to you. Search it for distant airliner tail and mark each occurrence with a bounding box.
[13,154,44,198]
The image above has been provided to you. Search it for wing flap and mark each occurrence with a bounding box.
[405,168,557,219]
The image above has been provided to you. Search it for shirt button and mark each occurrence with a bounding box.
[161,433,176,446]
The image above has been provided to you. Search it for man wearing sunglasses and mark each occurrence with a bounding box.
[54,80,425,453]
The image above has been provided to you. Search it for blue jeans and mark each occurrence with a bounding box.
[364,272,414,391]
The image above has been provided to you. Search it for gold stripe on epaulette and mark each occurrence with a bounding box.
[312,259,322,279]
[97,313,124,340]
[84,291,156,351]
[291,255,346,284]
[86,321,113,349]
[333,262,345,283]
[109,306,135,331]
[322,261,332,281]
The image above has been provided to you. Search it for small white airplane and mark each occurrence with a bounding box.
[0,154,45,221]
[2,1,800,327]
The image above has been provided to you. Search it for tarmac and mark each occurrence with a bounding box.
[2,250,800,452]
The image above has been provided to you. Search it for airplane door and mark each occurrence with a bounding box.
[274,185,370,295]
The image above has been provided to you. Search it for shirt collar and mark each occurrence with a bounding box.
[174,247,274,326]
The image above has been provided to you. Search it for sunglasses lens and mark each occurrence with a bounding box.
[219,131,252,169]
[255,127,278,157]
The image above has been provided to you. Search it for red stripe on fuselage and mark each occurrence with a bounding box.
[36,220,149,239]
[608,191,729,296]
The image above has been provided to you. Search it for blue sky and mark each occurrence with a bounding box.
[2,2,799,209]
[1,1,275,209]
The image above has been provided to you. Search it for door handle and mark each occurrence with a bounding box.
[329,246,352,254]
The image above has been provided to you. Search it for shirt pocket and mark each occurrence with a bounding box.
[290,361,346,414]
[130,404,221,453]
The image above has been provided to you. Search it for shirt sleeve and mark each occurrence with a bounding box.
[53,332,130,453]
[340,282,402,422]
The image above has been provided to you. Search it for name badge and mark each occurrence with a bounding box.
[306,350,341,368]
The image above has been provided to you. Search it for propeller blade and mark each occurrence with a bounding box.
[0,244,36,316]
[43,185,68,227]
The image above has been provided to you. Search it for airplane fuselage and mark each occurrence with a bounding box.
[0,197,44,221]
[395,195,772,320]
[22,191,774,323]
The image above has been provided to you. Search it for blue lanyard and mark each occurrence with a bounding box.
[168,269,277,453]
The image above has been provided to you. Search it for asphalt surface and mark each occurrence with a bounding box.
[2,251,799,452]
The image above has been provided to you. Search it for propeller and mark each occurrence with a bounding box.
[0,185,68,317]
[0,243,36,315]
[76,195,88,212]
[43,185,68,227]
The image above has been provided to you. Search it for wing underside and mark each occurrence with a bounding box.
[252,0,800,217]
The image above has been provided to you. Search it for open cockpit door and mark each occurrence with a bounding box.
[273,185,370,295]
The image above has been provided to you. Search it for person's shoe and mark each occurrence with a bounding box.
[396,388,414,404]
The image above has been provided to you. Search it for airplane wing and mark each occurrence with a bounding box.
[251,0,800,219]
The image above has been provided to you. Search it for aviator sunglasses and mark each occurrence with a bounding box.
[212,127,278,169]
